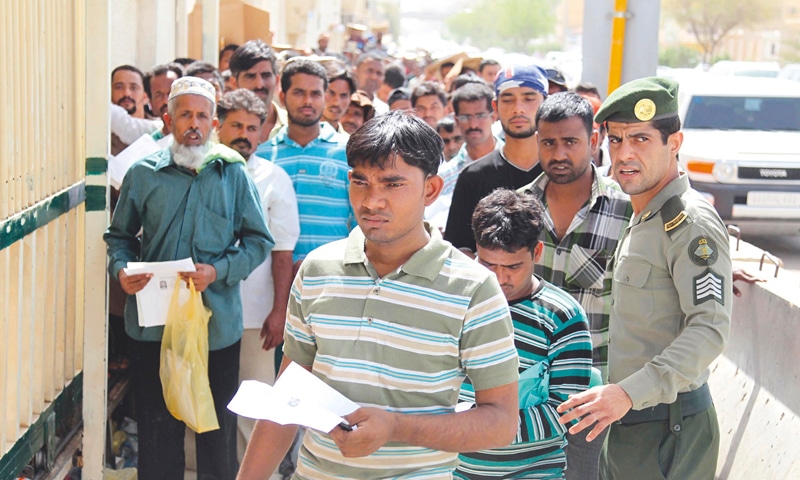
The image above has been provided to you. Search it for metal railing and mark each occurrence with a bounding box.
[0,0,88,471]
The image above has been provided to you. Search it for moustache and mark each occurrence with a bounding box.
[547,160,573,167]
[231,138,252,150]
[253,88,269,95]
[508,115,530,123]
[466,128,483,135]
[183,128,204,140]
[116,96,137,114]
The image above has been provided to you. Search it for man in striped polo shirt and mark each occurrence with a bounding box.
[239,111,521,480]
[456,189,593,479]
[256,58,351,266]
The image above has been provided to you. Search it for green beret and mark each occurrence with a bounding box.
[595,76,679,124]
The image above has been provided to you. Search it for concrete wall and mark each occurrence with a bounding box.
[710,264,800,478]
[581,0,661,97]
[109,0,140,67]
[110,0,176,71]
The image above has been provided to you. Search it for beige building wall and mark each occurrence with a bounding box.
[110,0,343,72]
[719,29,781,62]
[110,0,177,71]
[661,0,800,64]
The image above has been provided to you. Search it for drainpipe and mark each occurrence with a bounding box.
[607,0,629,95]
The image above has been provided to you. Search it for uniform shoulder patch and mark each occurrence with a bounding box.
[661,195,691,237]
[694,268,724,305]
[665,211,688,232]
[688,235,719,266]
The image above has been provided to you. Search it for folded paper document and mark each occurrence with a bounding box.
[228,362,360,433]
[124,258,196,327]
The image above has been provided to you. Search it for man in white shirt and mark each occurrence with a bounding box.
[215,89,300,455]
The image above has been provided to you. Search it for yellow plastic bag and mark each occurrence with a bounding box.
[159,278,219,433]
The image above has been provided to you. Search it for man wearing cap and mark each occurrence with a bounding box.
[387,87,413,112]
[104,76,274,480]
[341,90,376,134]
[545,67,568,95]
[444,64,548,255]
[557,77,732,479]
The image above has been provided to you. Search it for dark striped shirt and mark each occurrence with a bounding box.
[456,278,593,479]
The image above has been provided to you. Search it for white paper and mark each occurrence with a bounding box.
[228,362,361,433]
[124,258,196,328]
[109,134,162,190]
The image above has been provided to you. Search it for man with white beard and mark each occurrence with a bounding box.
[104,76,274,480]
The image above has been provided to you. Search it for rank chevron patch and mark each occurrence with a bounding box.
[693,268,724,305]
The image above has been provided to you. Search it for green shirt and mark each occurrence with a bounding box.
[610,173,732,409]
[104,145,274,350]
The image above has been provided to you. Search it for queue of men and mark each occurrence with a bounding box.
[103,37,753,480]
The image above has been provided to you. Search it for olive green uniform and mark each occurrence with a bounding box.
[601,173,731,479]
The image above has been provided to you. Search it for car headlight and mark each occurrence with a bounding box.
[712,161,736,182]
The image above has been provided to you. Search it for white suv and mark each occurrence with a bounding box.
[677,76,800,233]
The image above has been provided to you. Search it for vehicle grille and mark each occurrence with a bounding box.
[738,167,800,181]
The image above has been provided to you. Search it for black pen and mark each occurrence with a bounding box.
[338,421,354,432]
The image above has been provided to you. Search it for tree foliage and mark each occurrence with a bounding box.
[446,0,555,52]
[663,0,777,65]
[659,44,701,68]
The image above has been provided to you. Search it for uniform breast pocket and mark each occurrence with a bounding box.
[195,206,234,258]
[566,246,611,292]
[613,259,654,318]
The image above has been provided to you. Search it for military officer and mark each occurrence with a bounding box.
[556,77,732,479]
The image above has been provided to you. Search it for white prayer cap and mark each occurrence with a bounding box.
[168,76,216,104]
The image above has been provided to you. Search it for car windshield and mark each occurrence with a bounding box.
[684,96,800,131]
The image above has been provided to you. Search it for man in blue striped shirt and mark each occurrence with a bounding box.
[457,188,593,479]
[256,58,352,265]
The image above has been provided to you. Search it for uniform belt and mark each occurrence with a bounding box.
[619,383,712,426]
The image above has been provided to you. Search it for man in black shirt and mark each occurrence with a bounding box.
[445,64,549,255]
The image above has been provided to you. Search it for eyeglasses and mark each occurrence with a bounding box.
[442,136,463,145]
[455,112,491,122]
